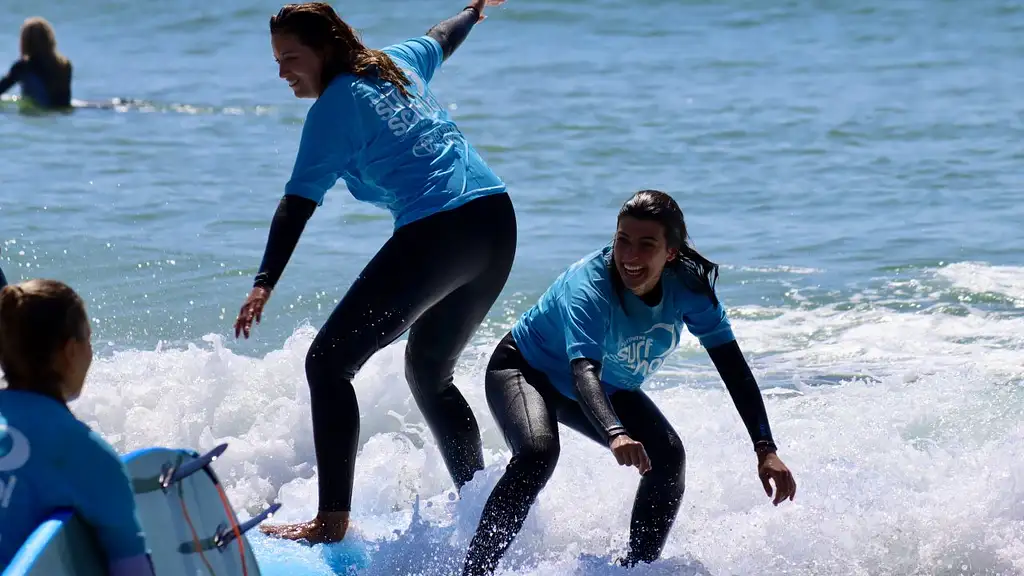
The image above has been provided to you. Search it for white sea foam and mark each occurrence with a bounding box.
[60,264,1024,575]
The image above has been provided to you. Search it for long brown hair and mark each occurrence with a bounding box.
[19,17,69,68]
[0,279,88,399]
[270,3,412,98]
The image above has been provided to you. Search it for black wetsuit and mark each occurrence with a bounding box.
[0,58,72,109]
[463,322,776,574]
[0,264,7,289]
[253,7,515,513]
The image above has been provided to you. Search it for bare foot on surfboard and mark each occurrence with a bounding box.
[260,510,350,544]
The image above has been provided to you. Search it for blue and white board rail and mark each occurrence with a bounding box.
[3,443,280,576]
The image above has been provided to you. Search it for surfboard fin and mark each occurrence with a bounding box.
[132,443,228,494]
[177,503,283,554]
[164,443,228,488]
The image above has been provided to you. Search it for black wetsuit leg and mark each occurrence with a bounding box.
[0,264,7,289]
[610,389,686,566]
[305,192,516,512]
[463,332,580,576]
[463,333,686,575]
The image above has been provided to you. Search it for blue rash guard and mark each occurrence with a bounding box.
[283,35,506,230]
[0,390,148,570]
[512,245,736,399]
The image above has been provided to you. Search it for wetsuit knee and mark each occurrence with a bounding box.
[303,333,363,512]
[404,344,453,394]
[510,436,560,489]
[621,432,685,566]
[648,433,685,479]
[304,337,359,392]
[461,436,559,576]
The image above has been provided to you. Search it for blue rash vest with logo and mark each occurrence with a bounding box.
[511,245,736,399]
[283,36,506,230]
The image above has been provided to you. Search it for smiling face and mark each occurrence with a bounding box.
[612,216,679,297]
[271,32,323,98]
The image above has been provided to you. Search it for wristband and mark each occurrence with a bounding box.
[253,272,271,289]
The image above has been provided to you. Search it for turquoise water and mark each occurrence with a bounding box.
[2,1,1023,574]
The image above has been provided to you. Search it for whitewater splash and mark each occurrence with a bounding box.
[60,262,1024,575]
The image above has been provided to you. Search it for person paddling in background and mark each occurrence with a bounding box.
[233,0,514,544]
[0,17,72,110]
[0,280,154,575]
[461,190,797,575]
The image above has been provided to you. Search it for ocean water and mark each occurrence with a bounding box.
[2,0,1023,574]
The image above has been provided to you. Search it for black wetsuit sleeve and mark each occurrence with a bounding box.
[426,7,480,61]
[0,61,25,96]
[706,340,778,453]
[60,62,73,107]
[252,195,317,290]
[571,358,628,443]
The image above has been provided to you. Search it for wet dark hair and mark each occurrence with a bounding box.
[20,17,69,67]
[609,189,720,309]
[0,279,88,399]
[270,2,412,98]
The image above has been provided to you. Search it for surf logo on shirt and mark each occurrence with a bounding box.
[370,67,465,157]
[412,125,464,158]
[614,323,679,382]
[373,68,441,134]
[0,424,30,509]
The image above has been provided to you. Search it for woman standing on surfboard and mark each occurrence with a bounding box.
[461,190,797,574]
[0,280,154,575]
[234,0,514,544]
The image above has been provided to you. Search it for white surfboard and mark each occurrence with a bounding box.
[3,444,279,576]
